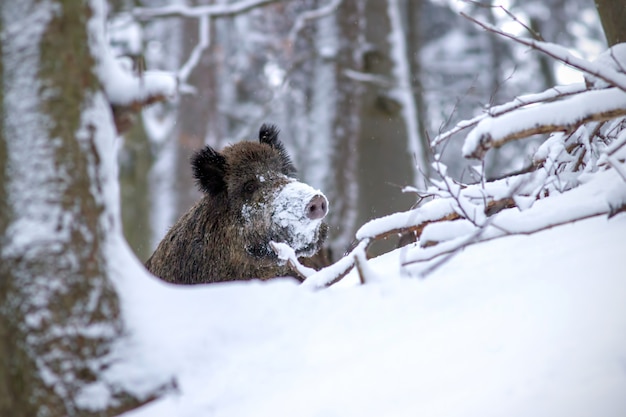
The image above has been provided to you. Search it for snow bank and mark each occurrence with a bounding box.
[115,208,626,417]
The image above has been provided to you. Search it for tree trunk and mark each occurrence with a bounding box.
[0,1,163,415]
[324,0,365,258]
[120,122,154,261]
[406,0,431,179]
[596,0,626,46]
[357,0,417,255]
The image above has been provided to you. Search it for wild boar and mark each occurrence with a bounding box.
[145,124,328,284]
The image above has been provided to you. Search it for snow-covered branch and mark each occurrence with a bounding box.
[462,87,626,159]
[301,241,369,289]
[403,168,626,271]
[270,242,317,281]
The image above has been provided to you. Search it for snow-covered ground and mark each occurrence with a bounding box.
[115,206,626,417]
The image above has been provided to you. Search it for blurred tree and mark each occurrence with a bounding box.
[356,0,420,254]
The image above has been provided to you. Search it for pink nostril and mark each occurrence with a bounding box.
[306,195,328,220]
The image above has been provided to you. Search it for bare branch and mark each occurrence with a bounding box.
[460,12,626,93]
[431,84,587,147]
[288,0,342,44]
[178,15,211,84]
[462,0,544,41]
[133,0,285,20]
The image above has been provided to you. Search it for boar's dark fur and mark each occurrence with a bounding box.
[145,124,328,284]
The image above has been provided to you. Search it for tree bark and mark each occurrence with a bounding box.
[596,0,626,46]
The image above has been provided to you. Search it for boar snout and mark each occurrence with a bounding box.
[306,194,328,220]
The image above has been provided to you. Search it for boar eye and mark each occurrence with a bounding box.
[243,180,258,195]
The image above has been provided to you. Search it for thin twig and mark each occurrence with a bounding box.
[461,12,626,93]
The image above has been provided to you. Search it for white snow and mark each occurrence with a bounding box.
[584,43,626,89]
[419,218,478,245]
[114,209,626,417]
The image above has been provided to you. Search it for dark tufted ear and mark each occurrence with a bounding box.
[259,123,281,146]
[258,123,296,175]
[191,146,228,196]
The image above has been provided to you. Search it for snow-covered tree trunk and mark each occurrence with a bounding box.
[0,1,159,415]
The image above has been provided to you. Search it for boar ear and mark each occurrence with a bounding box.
[191,146,228,195]
[258,123,296,175]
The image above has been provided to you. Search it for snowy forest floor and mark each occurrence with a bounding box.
[115,209,626,416]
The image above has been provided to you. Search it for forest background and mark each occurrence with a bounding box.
[117,0,607,261]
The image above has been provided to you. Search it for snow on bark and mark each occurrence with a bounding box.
[3,1,60,257]
[301,240,369,289]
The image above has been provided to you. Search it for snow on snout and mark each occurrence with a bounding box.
[271,181,328,251]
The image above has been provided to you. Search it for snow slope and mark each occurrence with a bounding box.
[115,209,626,417]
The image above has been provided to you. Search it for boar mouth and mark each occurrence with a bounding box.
[246,222,327,261]
[281,221,328,258]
